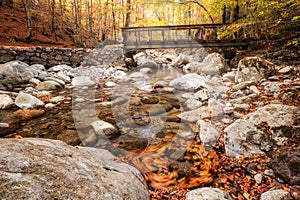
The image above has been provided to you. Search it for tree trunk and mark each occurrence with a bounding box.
[111,0,116,40]
[21,0,33,40]
[59,0,64,30]
[6,0,13,8]
[222,5,226,24]
[125,0,130,28]
[89,0,93,43]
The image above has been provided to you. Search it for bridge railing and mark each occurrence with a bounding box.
[121,24,249,50]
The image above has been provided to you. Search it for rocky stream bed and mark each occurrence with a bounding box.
[0,45,299,199]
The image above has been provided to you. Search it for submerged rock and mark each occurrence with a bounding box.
[0,138,149,200]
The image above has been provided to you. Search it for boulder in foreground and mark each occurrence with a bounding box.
[0,138,150,200]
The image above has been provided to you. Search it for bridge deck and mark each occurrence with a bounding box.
[121,24,249,51]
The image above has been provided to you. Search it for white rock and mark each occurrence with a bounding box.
[91,120,118,139]
[249,85,261,96]
[260,189,292,200]
[224,104,298,157]
[45,103,55,109]
[0,123,9,127]
[185,187,233,200]
[278,66,293,74]
[46,77,66,86]
[113,70,127,80]
[197,120,220,149]
[71,76,95,87]
[222,71,236,81]
[57,72,71,83]
[235,57,275,83]
[232,81,254,91]
[36,91,51,97]
[169,73,207,91]
[139,68,152,74]
[50,96,65,103]
[254,174,263,184]
[196,53,227,75]
[173,54,189,67]
[153,80,168,88]
[194,89,210,101]
[15,93,44,109]
[185,98,202,110]
[29,78,41,85]
[0,94,14,109]
[129,72,146,79]
[0,60,35,90]
[30,64,46,73]
[48,64,72,72]
[36,81,63,91]
[105,81,116,87]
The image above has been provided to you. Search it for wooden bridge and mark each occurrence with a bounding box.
[121,24,249,51]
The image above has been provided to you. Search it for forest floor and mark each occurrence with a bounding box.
[0,4,74,48]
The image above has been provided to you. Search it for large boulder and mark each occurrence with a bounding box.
[185,187,233,200]
[0,138,150,200]
[235,57,275,83]
[224,104,298,157]
[0,60,35,90]
[196,53,227,75]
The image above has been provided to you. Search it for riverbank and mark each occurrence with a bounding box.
[0,46,299,199]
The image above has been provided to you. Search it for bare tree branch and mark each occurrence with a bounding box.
[177,0,215,23]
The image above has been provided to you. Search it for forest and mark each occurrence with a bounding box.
[0,0,299,48]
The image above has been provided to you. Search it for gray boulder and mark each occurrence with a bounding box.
[224,104,298,157]
[260,189,292,200]
[196,53,227,75]
[0,60,35,90]
[235,57,275,83]
[185,187,233,200]
[0,138,150,200]
[15,93,44,109]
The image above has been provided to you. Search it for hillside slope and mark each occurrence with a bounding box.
[0,4,74,48]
